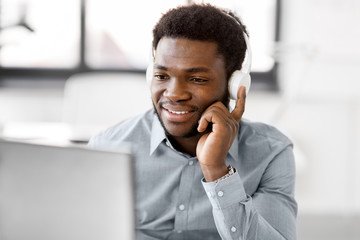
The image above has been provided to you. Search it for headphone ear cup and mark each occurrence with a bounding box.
[146,62,154,88]
[228,70,251,100]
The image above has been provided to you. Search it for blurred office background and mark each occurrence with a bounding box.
[0,0,359,239]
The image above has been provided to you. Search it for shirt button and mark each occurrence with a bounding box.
[217,191,224,197]
[189,160,194,166]
[178,204,185,211]
[231,226,237,232]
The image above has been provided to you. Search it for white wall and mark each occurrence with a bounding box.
[272,0,360,239]
[276,0,360,214]
[0,87,63,123]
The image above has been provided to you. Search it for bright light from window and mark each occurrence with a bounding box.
[86,0,187,69]
[0,0,277,72]
[86,0,277,72]
[0,0,80,68]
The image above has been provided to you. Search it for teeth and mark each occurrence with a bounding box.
[168,109,189,115]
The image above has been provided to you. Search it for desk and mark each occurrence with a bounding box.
[0,122,107,144]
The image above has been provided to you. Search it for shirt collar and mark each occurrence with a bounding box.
[150,113,240,160]
[150,114,167,155]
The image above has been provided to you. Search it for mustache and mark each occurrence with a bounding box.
[159,101,200,112]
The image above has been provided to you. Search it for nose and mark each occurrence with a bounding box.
[163,78,191,102]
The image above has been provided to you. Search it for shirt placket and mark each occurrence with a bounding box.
[173,156,197,233]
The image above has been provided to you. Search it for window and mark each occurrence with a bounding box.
[85,0,185,70]
[0,0,80,68]
[0,0,280,89]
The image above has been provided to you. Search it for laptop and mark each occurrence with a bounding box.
[0,139,135,240]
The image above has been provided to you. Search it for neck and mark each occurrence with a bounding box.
[167,134,202,157]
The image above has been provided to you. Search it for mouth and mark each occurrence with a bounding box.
[161,104,197,123]
[164,108,190,115]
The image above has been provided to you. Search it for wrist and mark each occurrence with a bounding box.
[200,163,228,182]
[214,165,235,183]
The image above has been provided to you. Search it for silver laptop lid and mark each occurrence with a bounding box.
[0,139,135,240]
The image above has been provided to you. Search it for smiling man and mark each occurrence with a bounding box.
[89,4,297,240]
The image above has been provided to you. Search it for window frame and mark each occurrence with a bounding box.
[0,0,281,91]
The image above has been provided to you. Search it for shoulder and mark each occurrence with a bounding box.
[88,109,154,147]
[235,120,296,194]
[237,119,293,161]
[240,119,292,147]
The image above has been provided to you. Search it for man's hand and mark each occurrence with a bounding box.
[196,86,246,182]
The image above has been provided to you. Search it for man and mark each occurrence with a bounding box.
[89,4,297,240]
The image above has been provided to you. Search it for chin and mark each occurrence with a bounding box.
[163,122,200,138]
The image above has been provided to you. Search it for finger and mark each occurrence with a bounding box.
[198,116,210,132]
[203,102,231,118]
[198,105,228,132]
[231,86,246,122]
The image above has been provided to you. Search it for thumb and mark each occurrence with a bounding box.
[231,86,246,122]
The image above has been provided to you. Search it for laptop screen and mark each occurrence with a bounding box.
[0,139,135,240]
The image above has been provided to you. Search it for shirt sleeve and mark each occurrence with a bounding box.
[202,146,297,240]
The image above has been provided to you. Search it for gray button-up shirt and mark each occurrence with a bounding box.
[88,109,297,240]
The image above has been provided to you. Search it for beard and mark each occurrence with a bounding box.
[153,90,230,139]
[153,105,201,138]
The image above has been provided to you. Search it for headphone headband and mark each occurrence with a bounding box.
[242,33,252,74]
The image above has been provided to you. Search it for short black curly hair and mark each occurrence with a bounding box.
[152,4,248,80]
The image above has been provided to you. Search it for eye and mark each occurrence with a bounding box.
[154,74,169,80]
[191,77,208,83]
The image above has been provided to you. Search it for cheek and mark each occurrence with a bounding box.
[150,84,162,102]
[217,81,229,100]
[200,84,228,103]
[193,91,220,111]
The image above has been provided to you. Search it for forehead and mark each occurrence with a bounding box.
[154,37,225,69]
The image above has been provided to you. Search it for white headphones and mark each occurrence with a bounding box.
[146,30,252,100]
[228,32,252,99]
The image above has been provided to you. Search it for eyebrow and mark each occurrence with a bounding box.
[154,64,168,71]
[154,64,210,73]
[185,67,210,73]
